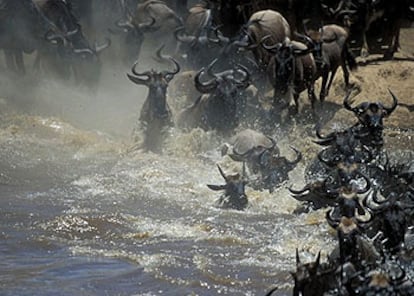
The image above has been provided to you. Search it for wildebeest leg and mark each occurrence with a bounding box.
[14,51,26,75]
[361,32,370,58]
[341,54,350,88]
[4,50,16,73]
[307,82,317,111]
[325,67,338,98]
[290,92,300,115]
[319,70,329,103]
[384,22,400,60]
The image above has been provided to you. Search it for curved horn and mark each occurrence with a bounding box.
[233,64,250,87]
[294,31,315,48]
[45,30,67,45]
[209,25,230,45]
[206,58,219,78]
[95,38,111,53]
[127,73,150,85]
[266,136,277,151]
[384,89,398,115]
[116,19,134,31]
[343,90,356,113]
[355,171,371,194]
[155,45,180,80]
[73,48,95,55]
[326,209,340,229]
[313,123,335,145]
[130,61,152,77]
[289,184,311,195]
[174,26,196,43]
[318,150,336,167]
[127,61,151,85]
[217,165,228,182]
[195,67,217,94]
[137,16,158,31]
[164,57,180,81]
[287,146,302,165]
[260,35,282,51]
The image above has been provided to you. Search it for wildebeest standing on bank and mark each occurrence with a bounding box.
[301,24,357,103]
[261,36,317,115]
[127,47,180,153]
[0,0,52,74]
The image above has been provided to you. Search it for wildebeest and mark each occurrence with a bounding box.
[234,9,291,69]
[0,0,53,74]
[261,36,317,114]
[301,24,357,102]
[207,164,248,210]
[127,46,180,152]
[174,3,219,69]
[223,129,302,192]
[178,59,250,134]
[116,0,182,64]
[34,0,110,86]
[343,89,398,151]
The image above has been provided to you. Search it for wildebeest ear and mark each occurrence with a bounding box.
[207,184,226,191]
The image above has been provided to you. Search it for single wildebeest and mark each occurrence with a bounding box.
[207,165,248,210]
[224,129,302,192]
[343,89,398,151]
[234,9,291,69]
[117,0,182,64]
[127,46,180,153]
[301,24,357,102]
[174,3,218,69]
[178,59,250,135]
[261,36,317,115]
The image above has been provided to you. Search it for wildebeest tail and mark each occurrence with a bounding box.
[344,44,357,71]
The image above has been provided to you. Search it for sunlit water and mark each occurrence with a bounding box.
[0,97,337,295]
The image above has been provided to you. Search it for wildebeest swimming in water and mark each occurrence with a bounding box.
[177,59,251,135]
[207,165,248,211]
[223,129,302,192]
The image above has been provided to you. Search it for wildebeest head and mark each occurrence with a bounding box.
[259,146,302,191]
[127,46,180,119]
[195,58,250,98]
[194,59,250,131]
[344,89,398,129]
[291,250,335,296]
[115,15,159,65]
[207,165,248,210]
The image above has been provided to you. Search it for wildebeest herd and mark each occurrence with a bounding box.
[1,0,414,295]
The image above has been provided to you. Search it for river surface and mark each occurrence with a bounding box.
[3,45,414,295]
[0,73,339,296]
